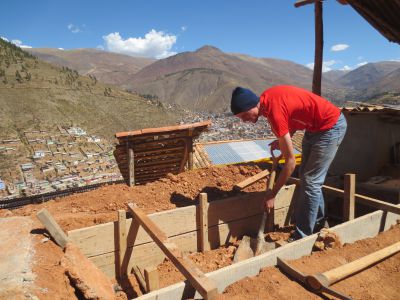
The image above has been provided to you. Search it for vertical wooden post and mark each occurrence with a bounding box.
[117,210,127,280]
[343,173,356,221]
[312,0,323,96]
[127,143,135,187]
[144,266,160,292]
[188,150,194,170]
[199,193,210,252]
[266,171,277,232]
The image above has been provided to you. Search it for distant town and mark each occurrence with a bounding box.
[0,111,272,201]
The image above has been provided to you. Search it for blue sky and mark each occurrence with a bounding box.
[1,0,399,72]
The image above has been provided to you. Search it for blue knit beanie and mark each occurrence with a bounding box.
[231,87,259,115]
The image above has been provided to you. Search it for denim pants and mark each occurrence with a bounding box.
[294,113,347,238]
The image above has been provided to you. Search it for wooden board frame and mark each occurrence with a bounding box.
[68,185,296,278]
[137,208,400,299]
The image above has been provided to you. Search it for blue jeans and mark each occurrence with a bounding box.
[294,113,347,238]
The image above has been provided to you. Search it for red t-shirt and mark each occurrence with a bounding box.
[259,85,341,137]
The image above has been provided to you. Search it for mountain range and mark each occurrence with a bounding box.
[27,46,400,111]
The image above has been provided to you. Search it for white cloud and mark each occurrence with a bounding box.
[356,61,368,67]
[340,65,352,71]
[1,36,9,42]
[389,58,400,62]
[306,60,337,72]
[96,45,104,50]
[68,23,81,33]
[11,39,32,48]
[331,44,349,52]
[58,48,64,50]
[103,30,177,59]
[357,56,364,60]
[181,26,187,32]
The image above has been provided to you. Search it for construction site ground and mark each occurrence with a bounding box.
[0,164,399,299]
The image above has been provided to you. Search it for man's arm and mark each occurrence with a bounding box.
[272,132,296,194]
[264,132,296,212]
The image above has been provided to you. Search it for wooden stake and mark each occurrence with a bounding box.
[127,203,218,300]
[234,169,270,191]
[127,143,135,186]
[199,193,210,252]
[343,174,356,221]
[36,208,69,249]
[117,210,127,280]
[144,266,160,292]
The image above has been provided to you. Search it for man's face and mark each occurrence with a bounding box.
[235,106,259,123]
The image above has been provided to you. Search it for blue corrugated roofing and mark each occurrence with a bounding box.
[203,139,301,165]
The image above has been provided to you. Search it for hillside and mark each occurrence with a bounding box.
[0,39,179,140]
[26,48,154,86]
[124,46,346,112]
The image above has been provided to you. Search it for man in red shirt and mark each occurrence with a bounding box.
[231,85,347,240]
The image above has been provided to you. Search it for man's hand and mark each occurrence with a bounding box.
[263,189,276,214]
[269,139,280,152]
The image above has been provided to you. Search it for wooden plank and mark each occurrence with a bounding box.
[128,146,135,187]
[145,266,160,292]
[115,121,211,138]
[89,207,290,278]
[117,210,127,280]
[234,169,270,191]
[198,193,209,252]
[68,186,296,259]
[343,173,356,221]
[288,177,400,214]
[36,208,69,249]
[136,209,400,300]
[127,203,218,300]
[294,0,315,8]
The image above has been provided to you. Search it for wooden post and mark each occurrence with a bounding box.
[313,0,323,96]
[266,170,277,232]
[127,143,135,186]
[188,150,194,170]
[36,208,69,249]
[343,174,356,221]
[117,210,127,280]
[199,193,210,252]
[127,203,218,300]
[144,266,160,292]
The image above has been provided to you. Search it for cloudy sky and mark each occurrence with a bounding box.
[1,0,399,72]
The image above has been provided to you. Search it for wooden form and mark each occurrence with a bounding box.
[117,210,127,280]
[343,173,356,221]
[198,193,210,252]
[288,177,400,215]
[127,203,218,300]
[36,208,69,249]
[136,207,400,299]
[68,186,296,278]
[114,121,211,186]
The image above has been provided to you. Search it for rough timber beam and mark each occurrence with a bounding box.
[127,203,218,300]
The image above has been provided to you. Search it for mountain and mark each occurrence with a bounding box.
[124,46,345,112]
[336,61,400,90]
[0,39,178,139]
[323,69,350,82]
[26,48,154,86]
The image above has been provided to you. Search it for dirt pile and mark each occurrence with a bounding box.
[3,164,266,231]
